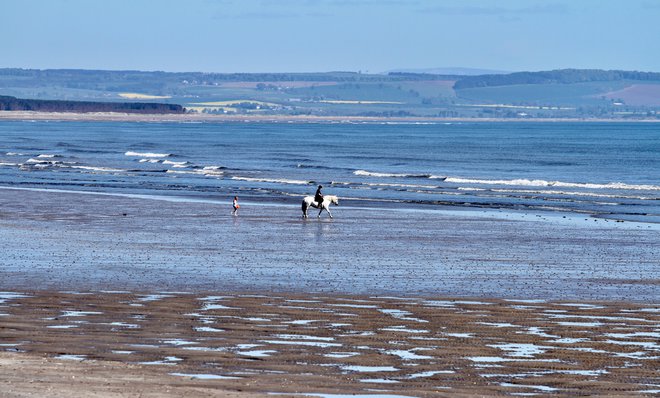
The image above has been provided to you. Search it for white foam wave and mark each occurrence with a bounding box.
[5,152,26,156]
[490,188,656,201]
[0,162,19,167]
[362,182,439,189]
[37,154,62,158]
[201,166,224,175]
[125,151,171,158]
[69,165,125,172]
[163,160,191,168]
[20,159,123,173]
[166,170,199,175]
[355,170,407,178]
[446,177,660,191]
[354,170,439,179]
[166,169,223,177]
[231,176,311,185]
[25,158,62,164]
[139,159,162,163]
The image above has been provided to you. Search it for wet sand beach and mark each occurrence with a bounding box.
[1,187,658,300]
[1,186,659,396]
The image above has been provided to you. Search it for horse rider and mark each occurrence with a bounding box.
[314,185,324,207]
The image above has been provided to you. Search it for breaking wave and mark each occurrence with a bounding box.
[125,151,172,158]
[163,160,192,168]
[231,176,312,185]
[353,170,660,191]
[445,177,660,191]
[354,170,444,179]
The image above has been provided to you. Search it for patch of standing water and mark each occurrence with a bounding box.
[137,294,173,302]
[274,334,335,341]
[605,340,660,350]
[549,337,589,344]
[262,340,342,348]
[500,382,559,392]
[324,352,360,359]
[104,322,140,328]
[237,350,277,357]
[445,333,474,338]
[606,332,660,339]
[520,327,559,339]
[0,292,30,304]
[139,356,182,366]
[56,354,86,361]
[488,343,553,358]
[284,394,418,398]
[407,370,455,378]
[378,309,428,323]
[381,326,429,334]
[201,303,237,310]
[479,322,518,328]
[60,311,102,317]
[194,326,225,332]
[557,303,606,310]
[341,365,399,372]
[384,349,433,360]
[555,321,603,327]
[467,357,561,363]
[162,339,198,346]
[170,373,240,380]
[286,319,320,325]
[503,299,547,304]
[329,304,380,309]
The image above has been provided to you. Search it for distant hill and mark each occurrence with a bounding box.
[453,69,660,89]
[1,68,659,119]
[0,95,183,114]
[387,67,510,76]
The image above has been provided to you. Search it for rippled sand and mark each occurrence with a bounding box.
[1,292,658,397]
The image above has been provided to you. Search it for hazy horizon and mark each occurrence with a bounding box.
[2,0,659,74]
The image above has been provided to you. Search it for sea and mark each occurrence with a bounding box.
[1,120,659,223]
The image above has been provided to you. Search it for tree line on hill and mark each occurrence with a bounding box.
[3,67,659,90]
[0,95,184,114]
[453,69,660,90]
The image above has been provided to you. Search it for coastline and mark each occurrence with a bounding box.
[1,110,660,123]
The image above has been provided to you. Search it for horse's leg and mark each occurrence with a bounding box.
[302,201,307,218]
[318,205,324,218]
[327,207,333,218]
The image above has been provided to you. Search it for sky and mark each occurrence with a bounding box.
[2,0,659,73]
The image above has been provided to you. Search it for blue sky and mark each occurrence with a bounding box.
[2,0,659,73]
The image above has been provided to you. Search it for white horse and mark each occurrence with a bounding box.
[302,195,339,218]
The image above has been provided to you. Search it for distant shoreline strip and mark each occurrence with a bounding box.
[2,111,660,123]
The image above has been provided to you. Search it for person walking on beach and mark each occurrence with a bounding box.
[232,196,240,215]
[314,185,324,207]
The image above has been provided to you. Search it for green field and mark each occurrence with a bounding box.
[455,81,632,106]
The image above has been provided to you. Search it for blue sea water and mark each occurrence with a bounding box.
[0,121,659,222]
